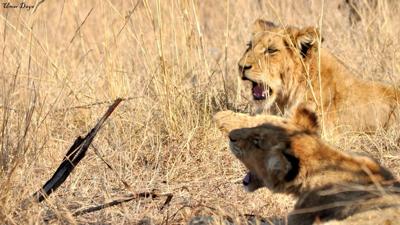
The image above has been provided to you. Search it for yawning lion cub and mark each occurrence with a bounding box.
[214,107,400,225]
[239,19,400,135]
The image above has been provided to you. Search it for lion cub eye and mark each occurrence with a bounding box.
[252,138,261,148]
[246,42,252,51]
[264,47,278,54]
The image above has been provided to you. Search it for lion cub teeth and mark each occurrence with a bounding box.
[252,83,266,100]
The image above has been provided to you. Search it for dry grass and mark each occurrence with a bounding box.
[0,0,400,224]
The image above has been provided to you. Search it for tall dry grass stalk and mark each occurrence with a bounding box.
[0,0,399,224]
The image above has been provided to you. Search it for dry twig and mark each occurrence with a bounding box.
[72,192,173,216]
[28,98,122,203]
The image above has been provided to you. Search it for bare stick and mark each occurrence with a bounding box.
[72,192,158,216]
[30,98,123,203]
[40,191,173,221]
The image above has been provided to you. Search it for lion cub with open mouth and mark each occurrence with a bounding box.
[238,19,400,136]
[214,107,400,225]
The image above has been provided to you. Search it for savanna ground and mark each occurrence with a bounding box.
[1,0,400,224]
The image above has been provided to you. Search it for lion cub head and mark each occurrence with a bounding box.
[226,106,319,194]
[238,19,320,112]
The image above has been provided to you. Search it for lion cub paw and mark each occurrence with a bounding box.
[213,110,248,134]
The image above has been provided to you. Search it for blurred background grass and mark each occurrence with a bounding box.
[0,0,399,224]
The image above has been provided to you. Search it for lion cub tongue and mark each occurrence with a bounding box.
[252,84,266,100]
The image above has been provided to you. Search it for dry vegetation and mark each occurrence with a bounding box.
[0,0,400,224]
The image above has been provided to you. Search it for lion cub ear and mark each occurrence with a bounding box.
[286,26,320,58]
[252,19,277,34]
[291,104,319,133]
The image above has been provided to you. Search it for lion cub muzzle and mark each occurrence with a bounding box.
[229,130,265,191]
[238,62,270,101]
[238,64,252,78]
[228,127,295,192]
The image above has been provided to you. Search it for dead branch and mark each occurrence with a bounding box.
[72,192,158,216]
[29,98,122,203]
[40,191,172,222]
[71,192,173,217]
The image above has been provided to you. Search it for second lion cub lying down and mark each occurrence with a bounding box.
[214,108,400,225]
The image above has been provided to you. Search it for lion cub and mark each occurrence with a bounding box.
[214,107,400,225]
[238,19,400,135]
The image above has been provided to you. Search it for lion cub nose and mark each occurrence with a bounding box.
[239,64,252,71]
[239,64,251,80]
[229,130,241,142]
[238,64,252,79]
